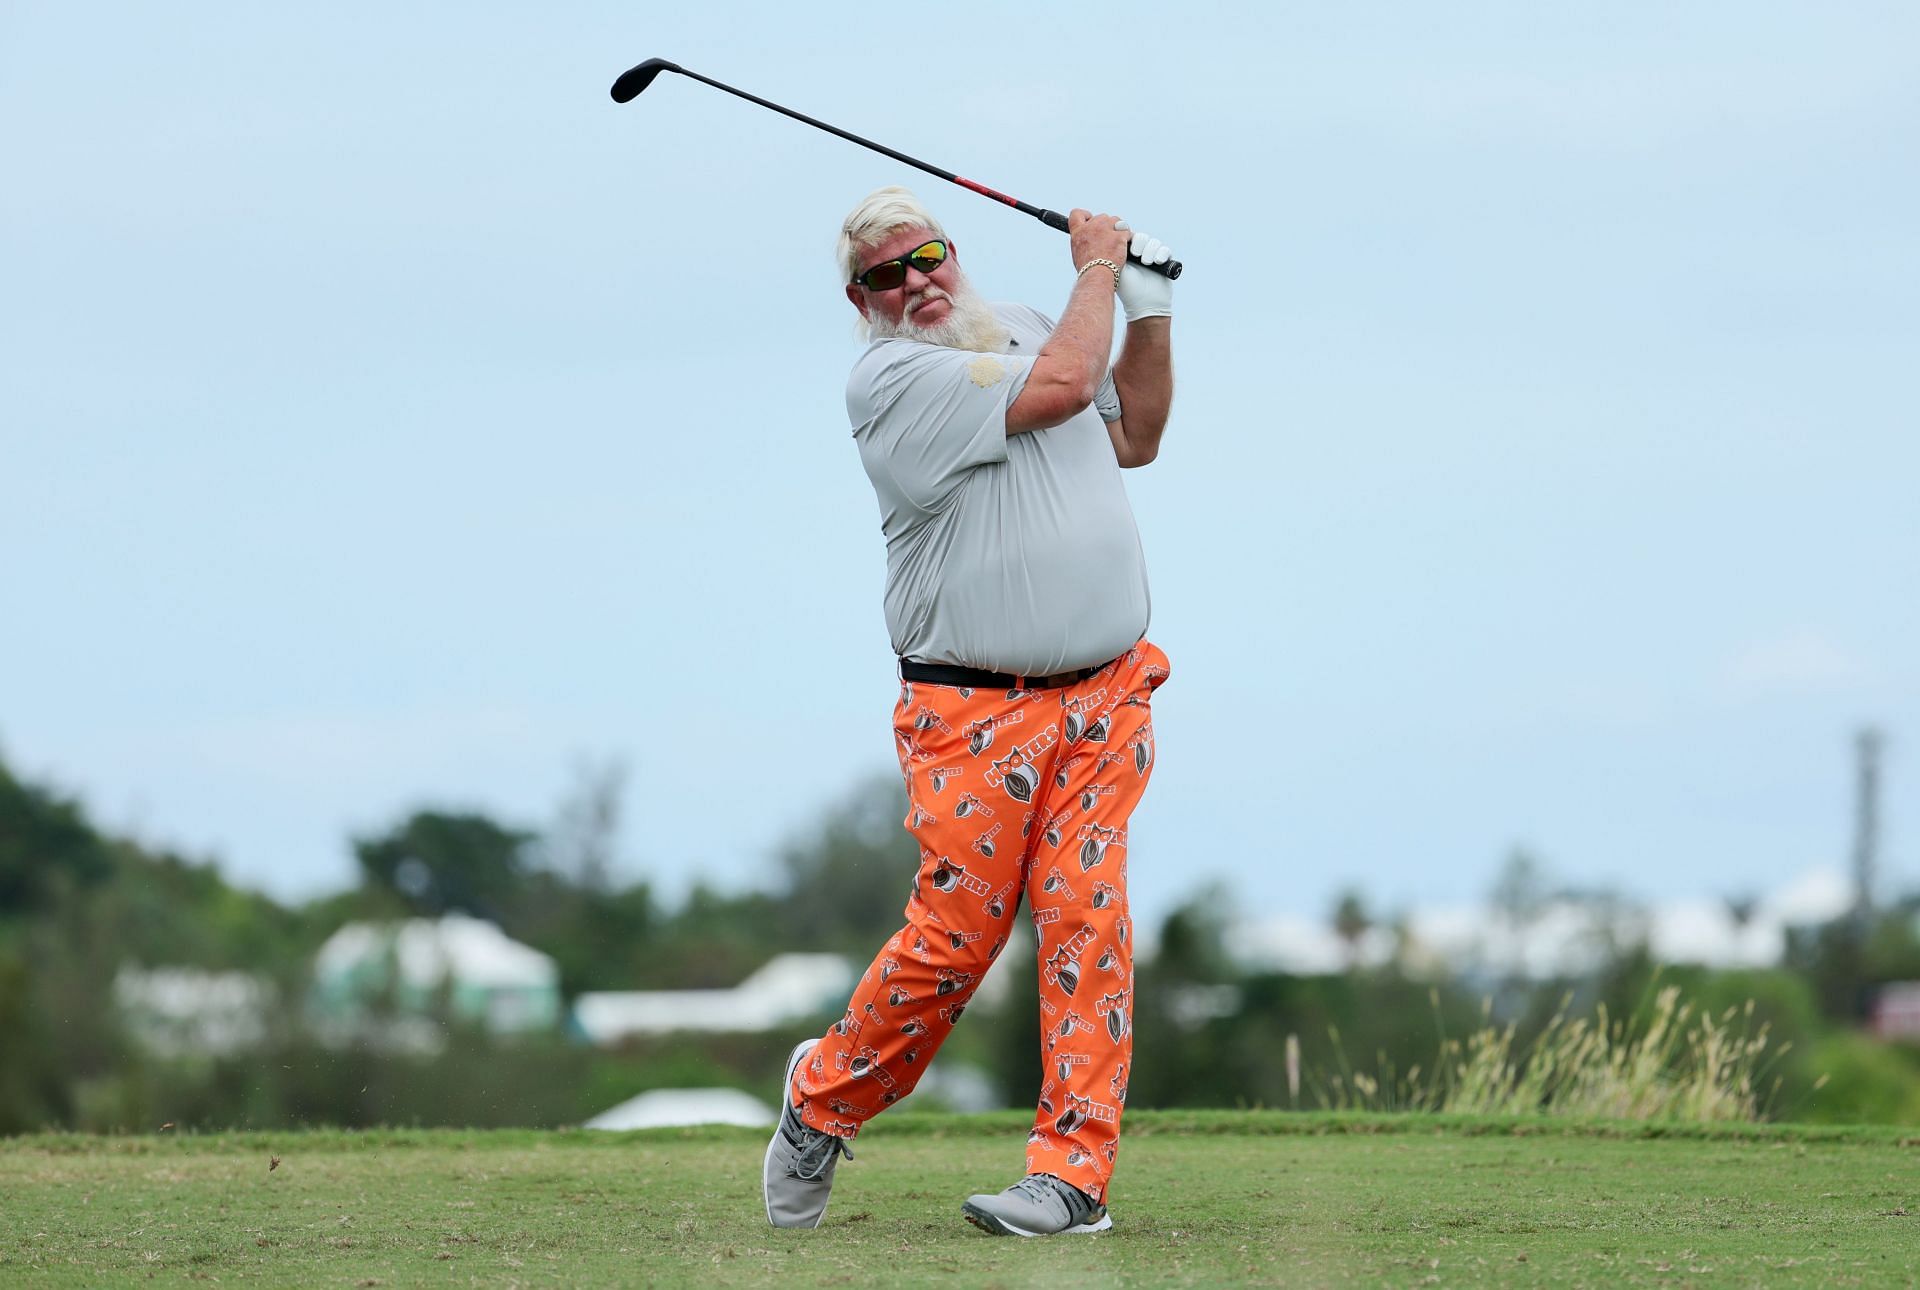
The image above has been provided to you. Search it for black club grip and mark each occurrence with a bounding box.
[1034,208,1183,279]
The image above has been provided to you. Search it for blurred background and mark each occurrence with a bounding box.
[2,2,1915,1130]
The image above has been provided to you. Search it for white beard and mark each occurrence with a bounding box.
[866,277,1010,354]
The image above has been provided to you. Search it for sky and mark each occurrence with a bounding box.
[3,2,1915,939]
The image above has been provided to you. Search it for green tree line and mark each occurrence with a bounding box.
[2,752,1917,1134]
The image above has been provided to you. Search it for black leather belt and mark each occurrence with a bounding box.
[900,658,1108,691]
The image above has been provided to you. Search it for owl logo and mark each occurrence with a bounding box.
[886,982,919,1008]
[1096,944,1119,972]
[1046,945,1081,997]
[847,1046,894,1087]
[1131,727,1154,775]
[901,1017,927,1037]
[929,858,968,894]
[1110,1064,1129,1104]
[1042,810,1070,849]
[935,967,975,997]
[1062,696,1091,745]
[1055,1092,1093,1135]
[965,718,997,756]
[1091,880,1119,910]
[991,750,1040,803]
[1096,989,1132,1042]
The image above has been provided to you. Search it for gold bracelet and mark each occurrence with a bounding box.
[1077,257,1122,290]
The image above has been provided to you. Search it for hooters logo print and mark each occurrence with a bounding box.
[952,792,993,819]
[1039,808,1071,849]
[983,725,1058,804]
[1096,989,1132,1041]
[964,711,1022,757]
[926,855,989,897]
[988,750,1039,803]
[813,642,1167,1189]
[1129,725,1154,775]
[1078,823,1124,872]
[1059,689,1111,745]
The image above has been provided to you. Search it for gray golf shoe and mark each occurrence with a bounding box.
[962,1173,1112,1236]
[762,1039,854,1228]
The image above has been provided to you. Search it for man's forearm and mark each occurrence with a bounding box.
[1044,269,1121,398]
[1111,318,1173,458]
[1008,269,1122,433]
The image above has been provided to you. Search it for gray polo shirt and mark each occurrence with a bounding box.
[847,302,1151,674]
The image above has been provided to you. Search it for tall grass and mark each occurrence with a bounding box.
[1311,984,1821,1123]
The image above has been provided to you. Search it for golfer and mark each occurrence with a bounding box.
[763,186,1176,1237]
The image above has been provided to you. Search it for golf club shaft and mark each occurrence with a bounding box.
[611,59,1182,280]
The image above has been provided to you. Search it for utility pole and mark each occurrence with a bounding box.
[1851,727,1883,937]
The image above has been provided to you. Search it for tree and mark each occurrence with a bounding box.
[1490,847,1549,932]
[0,760,111,916]
[353,811,536,920]
[1331,887,1371,970]
[545,756,627,893]
[772,775,919,955]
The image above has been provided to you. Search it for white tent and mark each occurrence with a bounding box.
[584,1088,775,1130]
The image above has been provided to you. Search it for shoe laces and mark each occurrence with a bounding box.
[1012,1173,1090,1221]
[787,1122,853,1182]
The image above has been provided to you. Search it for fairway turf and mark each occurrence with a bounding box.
[2,1113,1914,1286]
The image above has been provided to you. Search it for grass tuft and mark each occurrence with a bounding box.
[1312,984,1796,1122]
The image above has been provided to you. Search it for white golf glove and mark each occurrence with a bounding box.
[1113,222,1174,322]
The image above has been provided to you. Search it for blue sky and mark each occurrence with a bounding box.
[3,2,1914,935]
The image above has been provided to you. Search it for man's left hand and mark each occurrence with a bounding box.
[1113,223,1175,322]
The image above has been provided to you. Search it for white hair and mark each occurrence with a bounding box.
[836,185,950,286]
[837,185,1007,352]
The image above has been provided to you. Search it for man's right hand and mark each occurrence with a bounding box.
[1068,209,1130,281]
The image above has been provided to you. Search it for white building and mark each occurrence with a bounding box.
[310,913,561,1046]
[1229,866,1858,979]
[572,952,854,1044]
[114,966,273,1057]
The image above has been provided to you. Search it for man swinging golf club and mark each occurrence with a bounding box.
[762,186,1176,1236]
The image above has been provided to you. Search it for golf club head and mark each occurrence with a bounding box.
[610,58,680,104]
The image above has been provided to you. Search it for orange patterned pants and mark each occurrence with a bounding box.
[793,640,1169,1203]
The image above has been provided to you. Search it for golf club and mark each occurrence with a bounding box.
[611,58,1183,280]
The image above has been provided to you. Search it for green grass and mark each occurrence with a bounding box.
[2,1113,1915,1286]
